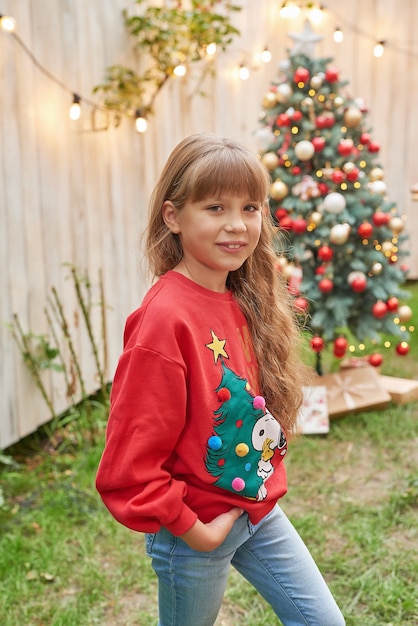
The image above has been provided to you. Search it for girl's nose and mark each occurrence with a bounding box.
[224,213,247,232]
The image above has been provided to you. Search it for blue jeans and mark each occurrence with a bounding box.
[145,505,345,626]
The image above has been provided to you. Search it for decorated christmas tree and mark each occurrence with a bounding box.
[256,22,413,372]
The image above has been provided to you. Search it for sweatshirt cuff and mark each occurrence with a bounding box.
[164,504,199,536]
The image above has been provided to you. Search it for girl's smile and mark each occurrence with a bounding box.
[163,194,263,292]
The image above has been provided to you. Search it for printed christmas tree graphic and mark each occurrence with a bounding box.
[205,362,286,500]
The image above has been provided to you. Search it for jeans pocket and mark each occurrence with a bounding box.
[145,532,156,556]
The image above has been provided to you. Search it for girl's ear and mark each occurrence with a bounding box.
[162,201,181,234]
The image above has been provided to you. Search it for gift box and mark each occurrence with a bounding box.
[297,385,329,434]
[378,375,418,405]
[313,365,391,419]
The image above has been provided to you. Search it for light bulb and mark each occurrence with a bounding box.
[135,111,147,133]
[206,43,217,56]
[261,47,272,63]
[173,64,186,77]
[308,5,324,25]
[0,14,16,32]
[333,27,343,43]
[280,1,300,18]
[238,64,250,80]
[69,94,81,121]
[374,41,385,57]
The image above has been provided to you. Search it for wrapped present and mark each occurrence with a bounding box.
[297,385,329,435]
[378,375,418,405]
[314,365,391,419]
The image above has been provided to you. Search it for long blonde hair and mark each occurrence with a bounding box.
[145,134,308,431]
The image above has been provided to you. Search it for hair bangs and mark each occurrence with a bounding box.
[184,147,269,204]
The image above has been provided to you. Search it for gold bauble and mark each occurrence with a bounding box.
[334,96,344,108]
[310,211,323,226]
[262,92,278,109]
[310,75,323,89]
[261,151,280,171]
[270,180,289,201]
[369,167,384,181]
[344,107,363,127]
[389,216,404,235]
[276,83,292,103]
[371,262,383,275]
[381,241,394,255]
[398,305,413,323]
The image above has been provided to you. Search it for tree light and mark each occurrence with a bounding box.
[0,14,17,32]
[69,94,81,120]
[135,111,147,133]
[333,27,344,43]
[373,40,385,57]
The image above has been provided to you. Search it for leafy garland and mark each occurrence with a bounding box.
[93,0,241,121]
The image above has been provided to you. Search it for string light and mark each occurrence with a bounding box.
[333,27,344,43]
[279,1,300,18]
[206,42,217,56]
[373,40,385,57]
[238,63,250,80]
[308,5,325,25]
[173,64,186,77]
[261,47,272,63]
[0,14,16,31]
[135,110,148,133]
[69,94,81,120]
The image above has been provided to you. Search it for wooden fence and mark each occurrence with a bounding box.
[1,0,417,448]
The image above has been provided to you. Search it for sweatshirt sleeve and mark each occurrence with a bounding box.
[96,344,198,536]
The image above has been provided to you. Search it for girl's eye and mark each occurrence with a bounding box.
[207,205,223,212]
[244,204,259,212]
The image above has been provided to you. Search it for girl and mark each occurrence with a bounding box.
[96,134,345,626]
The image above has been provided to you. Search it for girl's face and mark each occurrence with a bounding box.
[163,194,263,292]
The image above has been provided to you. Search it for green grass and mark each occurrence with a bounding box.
[1,282,417,626]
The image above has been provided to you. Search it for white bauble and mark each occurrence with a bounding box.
[322,192,346,214]
[294,140,315,161]
[330,223,351,245]
[369,180,387,195]
[276,83,292,103]
[347,270,366,285]
[254,127,275,152]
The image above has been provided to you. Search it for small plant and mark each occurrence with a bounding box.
[9,266,110,443]
[93,0,241,120]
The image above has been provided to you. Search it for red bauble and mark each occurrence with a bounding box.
[372,210,391,227]
[396,342,410,356]
[346,167,359,182]
[318,182,329,195]
[315,265,326,275]
[372,301,388,318]
[310,336,325,352]
[331,170,345,184]
[294,67,310,83]
[315,115,329,129]
[368,141,380,153]
[386,296,399,312]
[279,215,293,230]
[337,139,354,156]
[357,222,373,238]
[292,110,303,122]
[325,67,339,83]
[318,278,334,293]
[276,113,291,127]
[333,337,348,357]
[317,245,333,262]
[275,207,288,220]
[292,217,308,234]
[351,276,367,293]
[368,353,383,367]
[294,297,309,312]
[360,132,371,145]
[292,166,302,175]
[312,136,326,152]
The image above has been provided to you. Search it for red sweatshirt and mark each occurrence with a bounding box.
[96,271,288,536]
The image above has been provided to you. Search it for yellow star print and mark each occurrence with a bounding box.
[205,330,229,363]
